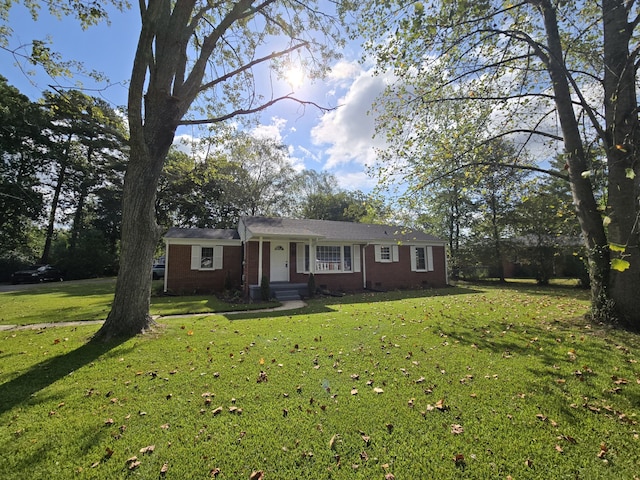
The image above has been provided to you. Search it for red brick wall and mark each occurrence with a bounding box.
[363,245,447,289]
[244,241,271,286]
[166,244,243,294]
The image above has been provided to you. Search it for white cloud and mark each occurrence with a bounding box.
[333,169,377,191]
[251,117,287,142]
[311,66,391,170]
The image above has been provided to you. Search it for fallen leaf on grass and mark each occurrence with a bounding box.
[597,442,608,458]
[210,467,221,477]
[126,456,140,470]
[373,387,384,394]
[555,445,564,453]
[139,445,155,455]
[249,470,264,480]
[329,434,339,450]
[351,388,358,395]
[212,406,223,415]
[451,424,464,435]
[160,463,169,475]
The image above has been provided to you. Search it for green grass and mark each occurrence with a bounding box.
[0,279,278,325]
[1,283,639,479]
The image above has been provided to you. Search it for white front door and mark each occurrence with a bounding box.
[270,242,289,282]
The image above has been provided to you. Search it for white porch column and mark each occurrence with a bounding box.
[258,236,264,285]
[309,238,315,274]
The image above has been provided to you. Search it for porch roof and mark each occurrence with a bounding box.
[239,216,444,244]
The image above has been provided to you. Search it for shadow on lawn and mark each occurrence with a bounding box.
[0,337,128,415]
[224,285,483,320]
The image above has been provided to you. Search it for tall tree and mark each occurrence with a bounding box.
[39,90,127,264]
[0,76,47,258]
[95,1,344,340]
[357,0,640,328]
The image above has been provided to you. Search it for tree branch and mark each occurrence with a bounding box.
[177,95,335,125]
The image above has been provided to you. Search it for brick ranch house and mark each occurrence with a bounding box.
[161,216,449,300]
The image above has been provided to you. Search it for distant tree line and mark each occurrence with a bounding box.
[0,76,386,282]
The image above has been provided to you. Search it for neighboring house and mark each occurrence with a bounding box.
[162,216,448,299]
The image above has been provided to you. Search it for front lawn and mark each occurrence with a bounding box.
[0,279,278,325]
[0,283,638,479]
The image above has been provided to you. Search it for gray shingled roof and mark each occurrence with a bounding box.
[240,216,443,244]
[164,227,240,240]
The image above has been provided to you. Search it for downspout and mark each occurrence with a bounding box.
[362,243,370,289]
[258,236,264,285]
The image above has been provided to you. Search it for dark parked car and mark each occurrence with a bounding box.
[152,262,165,280]
[11,265,64,284]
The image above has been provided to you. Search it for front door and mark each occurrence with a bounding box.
[270,242,289,282]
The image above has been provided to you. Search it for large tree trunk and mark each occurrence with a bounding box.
[92,147,162,340]
[539,1,618,324]
[601,0,640,329]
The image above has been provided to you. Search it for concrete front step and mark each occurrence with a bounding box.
[274,290,301,301]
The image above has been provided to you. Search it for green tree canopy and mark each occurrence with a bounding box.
[356,0,640,328]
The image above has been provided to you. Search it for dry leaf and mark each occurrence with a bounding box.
[140,445,155,455]
[210,467,221,477]
[451,424,464,435]
[597,442,608,458]
[373,387,384,394]
[555,445,564,453]
[351,388,358,395]
[160,463,169,475]
[453,454,465,465]
[329,434,338,450]
[249,471,264,480]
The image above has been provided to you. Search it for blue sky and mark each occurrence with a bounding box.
[2,3,389,192]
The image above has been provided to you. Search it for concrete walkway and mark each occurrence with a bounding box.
[0,300,307,331]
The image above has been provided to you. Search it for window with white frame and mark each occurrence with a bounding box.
[374,244,398,263]
[410,245,434,272]
[191,245,223,270]
[201,247,214,268]
[415,246,426,270]
[296,243,360,273]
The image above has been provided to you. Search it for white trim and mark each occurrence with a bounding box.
[427,246,434,272]
[258,237,264,285]
[166,238,240,247]
[191,245,201,270]
[214,245,224,270]
[163,237,169,292]
[353,245,361,273]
